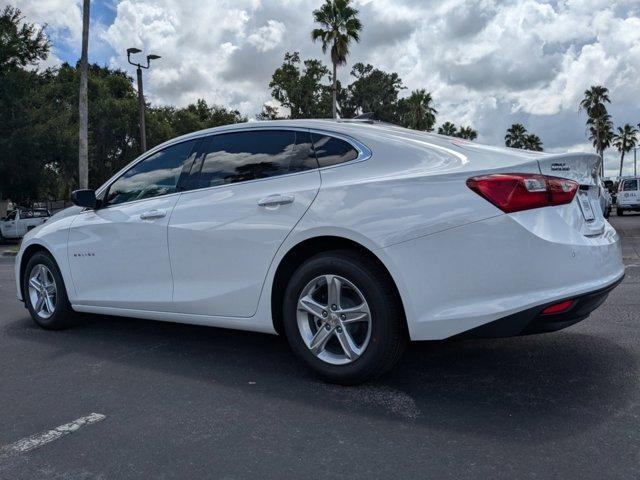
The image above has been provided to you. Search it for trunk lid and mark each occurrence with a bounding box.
[537,153,605,236]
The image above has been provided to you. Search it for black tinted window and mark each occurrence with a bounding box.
[198,130,316,188]
[311,133,358,167]
[106,140,196,206]
[622,179,638,191]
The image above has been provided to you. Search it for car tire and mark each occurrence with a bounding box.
[617,208,624,216]
[282,250,407,385]
[23,251,76,330]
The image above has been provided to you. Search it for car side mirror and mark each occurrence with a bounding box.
[71,189,97,209]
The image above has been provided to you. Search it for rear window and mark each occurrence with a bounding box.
[621,179,639,191]
[311,133,359,167]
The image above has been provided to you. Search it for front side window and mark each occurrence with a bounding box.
[311,133,359,167]
[106,140,196,206]
[198,130,316,188]
[621,179,638,191]
[5,211,16,221]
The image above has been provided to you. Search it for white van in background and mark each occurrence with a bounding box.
[617,177,640,215]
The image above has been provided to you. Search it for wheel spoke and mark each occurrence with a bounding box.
[339,304,369,324]
[34,293,45,312]
[309,326,333,355]
[326,275,342,309]
[38,265,46,282]
[44,294,55,314]
[298,295,326,319]
[29,277,41,290]
[335,327,360,360]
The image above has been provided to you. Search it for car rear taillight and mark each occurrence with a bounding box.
[466,174,578,213]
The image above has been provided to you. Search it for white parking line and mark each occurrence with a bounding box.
[0,413,106,459]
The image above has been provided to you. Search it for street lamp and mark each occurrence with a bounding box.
[127,47,161,153]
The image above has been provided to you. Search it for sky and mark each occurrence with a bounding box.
[10,0,640,177]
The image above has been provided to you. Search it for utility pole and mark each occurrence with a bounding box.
[78,0,90,189]
[127,48,161,153]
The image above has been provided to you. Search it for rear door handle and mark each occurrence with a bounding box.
[258,194,295,207]
[139,209,166,220]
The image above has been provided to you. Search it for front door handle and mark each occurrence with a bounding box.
[139,209,166,220]
[258,194,295,207]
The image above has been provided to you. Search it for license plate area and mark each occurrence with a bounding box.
[578,190,595,221]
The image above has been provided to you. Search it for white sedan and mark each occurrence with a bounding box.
[14,120,625,384]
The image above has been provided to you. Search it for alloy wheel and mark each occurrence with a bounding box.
[28,264,57,319]
[296,274,372,365]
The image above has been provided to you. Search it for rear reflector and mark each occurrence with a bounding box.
[541,300,574,315]
[466,174,578,213]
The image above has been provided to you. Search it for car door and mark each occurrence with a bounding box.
[1,210,18,238]
[67,139,200,310]
[168,129,320,317]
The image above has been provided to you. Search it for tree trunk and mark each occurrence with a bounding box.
[332,61,337,119]
[78,0,90,190]
[619,151,625,179]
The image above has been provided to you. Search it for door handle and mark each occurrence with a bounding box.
[139,209,166,220]
[258,194,295,207]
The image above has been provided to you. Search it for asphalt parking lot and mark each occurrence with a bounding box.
[0,214,639,479]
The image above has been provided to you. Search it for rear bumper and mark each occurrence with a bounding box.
[380,210,625,341]
[453,274,624,339]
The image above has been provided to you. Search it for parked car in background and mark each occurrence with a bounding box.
[598,180,612,218]
[14,120,625,384]
[617,177,640,216]
[0,208,51,241]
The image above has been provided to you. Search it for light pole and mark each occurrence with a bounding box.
[127,48,161,153]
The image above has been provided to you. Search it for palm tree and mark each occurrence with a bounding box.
[311,0,362,118]
[402,89,437,131]
[457,126,477,140]
[505,123,527,148]
[438,122,457,136]
[587,112,613,165]
[580,85,611,174]
[78,0,90,189]
[523,134,543,151]
[612,124,638,179]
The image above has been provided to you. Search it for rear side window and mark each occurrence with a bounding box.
[198,130,316,188]
[311,133,359,167]
[621,179,638,191]
[106,140,197,206]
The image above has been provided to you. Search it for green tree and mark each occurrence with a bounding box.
[311,0,362,118]
[505,123,528,149]
[457,126,478,140]
[0,7,51,202]
[580,85,611,173]
[398,89,437,131]
[612,124,638,178]
[438,122,457,136]
[341,63,404,121]
[256,104,281,120]
[0,6,49,69]
[523,134,543,151]
[587,112,613,160]
[269,52,332,118]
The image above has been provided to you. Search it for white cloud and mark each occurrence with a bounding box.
[248,20,286,52]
